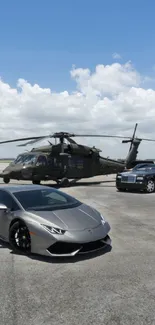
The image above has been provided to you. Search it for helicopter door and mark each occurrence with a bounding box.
[35,155,48,177]
[48,156,68,178]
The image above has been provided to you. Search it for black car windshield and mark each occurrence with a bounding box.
[13,188,82,211]
[133,164,155,171]
[133,166,155,172]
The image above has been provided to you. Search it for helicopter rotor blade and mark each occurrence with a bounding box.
[48,140,53,145]
[65,137,77,144]
[71,134,155,141]
[17,137,50,147]
[70,134,131,139]
[138,137,155,142]
[0,135,49,145]
[1,128,155,146]
[72,133,155,142]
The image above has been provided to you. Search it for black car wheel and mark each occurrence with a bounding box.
[9,221,31,254]
[146,180,155,193]
[116,187,125,192]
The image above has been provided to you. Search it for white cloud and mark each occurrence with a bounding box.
[112,52,122,60]
[0,61,155,159]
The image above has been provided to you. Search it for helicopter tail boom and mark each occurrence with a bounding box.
[123,123,142,168]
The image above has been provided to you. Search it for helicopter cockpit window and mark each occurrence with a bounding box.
[36,155,47,166]
[14,155,27,164]
[23,155,37,165]
[14,154,37,165]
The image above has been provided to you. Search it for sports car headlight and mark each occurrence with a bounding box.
[41,224,66,235]
[100,214,105,225]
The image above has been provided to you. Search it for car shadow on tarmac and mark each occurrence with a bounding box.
[0,239,112,263]
[116,189,154,195]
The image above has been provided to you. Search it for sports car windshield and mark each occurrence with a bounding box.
[13,188,82,211]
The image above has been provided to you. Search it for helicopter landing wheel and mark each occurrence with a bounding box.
[32,180,40,185]
[3,177,10,184]
[60,178,70,187]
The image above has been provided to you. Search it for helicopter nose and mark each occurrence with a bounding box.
[1,165,32,180]
[21,166,33,179]
[0,170,10,176]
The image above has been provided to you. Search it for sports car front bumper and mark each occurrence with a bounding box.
[31,221,111,257]
[46,234,111,257]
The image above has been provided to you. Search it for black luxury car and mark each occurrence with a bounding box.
[116,163,155,193]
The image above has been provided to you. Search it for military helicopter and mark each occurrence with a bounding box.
[0,123,155,186]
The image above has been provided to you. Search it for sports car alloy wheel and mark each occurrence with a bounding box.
[9,221,31,254]
[146,180,155,193]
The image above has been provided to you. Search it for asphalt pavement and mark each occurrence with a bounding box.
[0,164,155,325]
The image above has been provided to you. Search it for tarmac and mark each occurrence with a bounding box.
[0,162,155,325]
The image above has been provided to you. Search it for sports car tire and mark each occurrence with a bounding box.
[146,180,155,193]
[9,221,31,255]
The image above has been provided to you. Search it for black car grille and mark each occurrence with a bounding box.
[121,176,128,182]
[47,235,110,255]
[121,175,136,183]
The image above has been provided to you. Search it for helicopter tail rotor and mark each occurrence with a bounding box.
[122,123,139,150]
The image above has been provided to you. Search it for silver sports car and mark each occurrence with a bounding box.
[0,185,111,257]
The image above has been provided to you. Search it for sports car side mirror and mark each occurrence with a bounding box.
[0,204,7,211]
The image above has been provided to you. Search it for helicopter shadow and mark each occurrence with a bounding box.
[48,179,116,189]
[0,239,112,264]
[0,178,116,189]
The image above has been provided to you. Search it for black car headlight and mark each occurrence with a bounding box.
[136,176,144,181]
[41,224,66,235]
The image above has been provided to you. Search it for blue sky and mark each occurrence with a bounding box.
[0,0,155,90]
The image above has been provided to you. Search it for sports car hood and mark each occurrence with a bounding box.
[28,203,102,231]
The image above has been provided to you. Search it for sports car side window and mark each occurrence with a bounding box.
[0,190,20,211]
